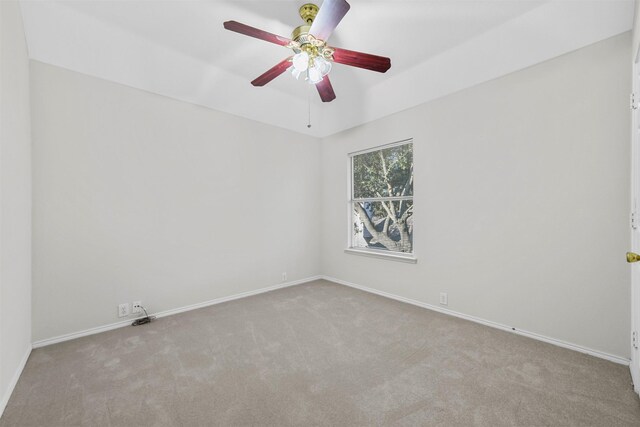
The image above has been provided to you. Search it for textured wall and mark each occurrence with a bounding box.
[30,62,321,341]
[321,33,632,358]
[28,28,633,362]
[634,1,639,61]
[0,0,32,415]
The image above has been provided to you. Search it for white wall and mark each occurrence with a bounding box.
[27,28,633,361]
[321,33,632,359]
[634,1,639,61]
[0,0,32,415]
[30,62,321,342]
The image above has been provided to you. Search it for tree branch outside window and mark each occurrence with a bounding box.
[350,142,413,254]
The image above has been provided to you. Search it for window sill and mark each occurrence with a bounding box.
[344,248,418,264]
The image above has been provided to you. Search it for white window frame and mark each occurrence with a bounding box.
[345,138,417,263]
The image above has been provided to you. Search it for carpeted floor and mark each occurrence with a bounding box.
[1,280,639,426]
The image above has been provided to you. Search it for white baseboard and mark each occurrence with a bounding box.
[32,276,322,349]
[322,275,630,366]
[631,358,639,395]
[31,274,630,367]
[0,344,32,418]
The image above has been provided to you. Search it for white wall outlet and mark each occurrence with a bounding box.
[118,303,131,317]
[282,272,287,282]
[132,301,142,314]
[439,292,448,306]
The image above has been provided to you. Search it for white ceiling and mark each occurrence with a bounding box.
[19,0,634,138]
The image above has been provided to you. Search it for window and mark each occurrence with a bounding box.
[348,140,414,260]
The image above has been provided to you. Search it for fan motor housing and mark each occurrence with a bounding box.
[293,3,319,45]
[291,25,312,44]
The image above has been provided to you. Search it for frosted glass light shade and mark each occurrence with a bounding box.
[292,52,309,72]
[291,68,303,80]
[308,65,323,84]
[315,56,332,76]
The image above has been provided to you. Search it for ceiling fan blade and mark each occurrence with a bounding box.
[316,76,336,102]
[309,0,350,42]
[251,57,292,87]
[332,47,391,73]
[223,21,291,46]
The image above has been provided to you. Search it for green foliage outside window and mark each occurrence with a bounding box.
[351,143,413,253]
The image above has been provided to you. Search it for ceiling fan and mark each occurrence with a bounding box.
[223,0,391,103]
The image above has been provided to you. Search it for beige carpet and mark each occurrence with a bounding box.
[1,279,639,426]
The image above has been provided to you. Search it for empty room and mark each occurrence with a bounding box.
[2,0,640,425]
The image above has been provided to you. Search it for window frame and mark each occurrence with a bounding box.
[345,138,417,263]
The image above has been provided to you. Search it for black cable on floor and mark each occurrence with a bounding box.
[132,305,156,326]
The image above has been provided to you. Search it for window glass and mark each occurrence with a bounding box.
[350,141,413,254]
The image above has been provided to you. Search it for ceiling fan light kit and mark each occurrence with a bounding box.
[223,0,391,102]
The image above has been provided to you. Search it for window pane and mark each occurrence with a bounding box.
[352,200,413,253]
[353,144,413,199]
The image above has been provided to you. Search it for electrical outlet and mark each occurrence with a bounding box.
[439,292,448,306]
[132,301,142,314]
[118,303,130,317]
[282,272,287,282]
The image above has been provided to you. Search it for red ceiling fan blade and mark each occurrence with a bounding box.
[223,21,291,46]
[332,47,391,73]
[251,57,292,87]
[316,76,336,102]
[309,0,350,42]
